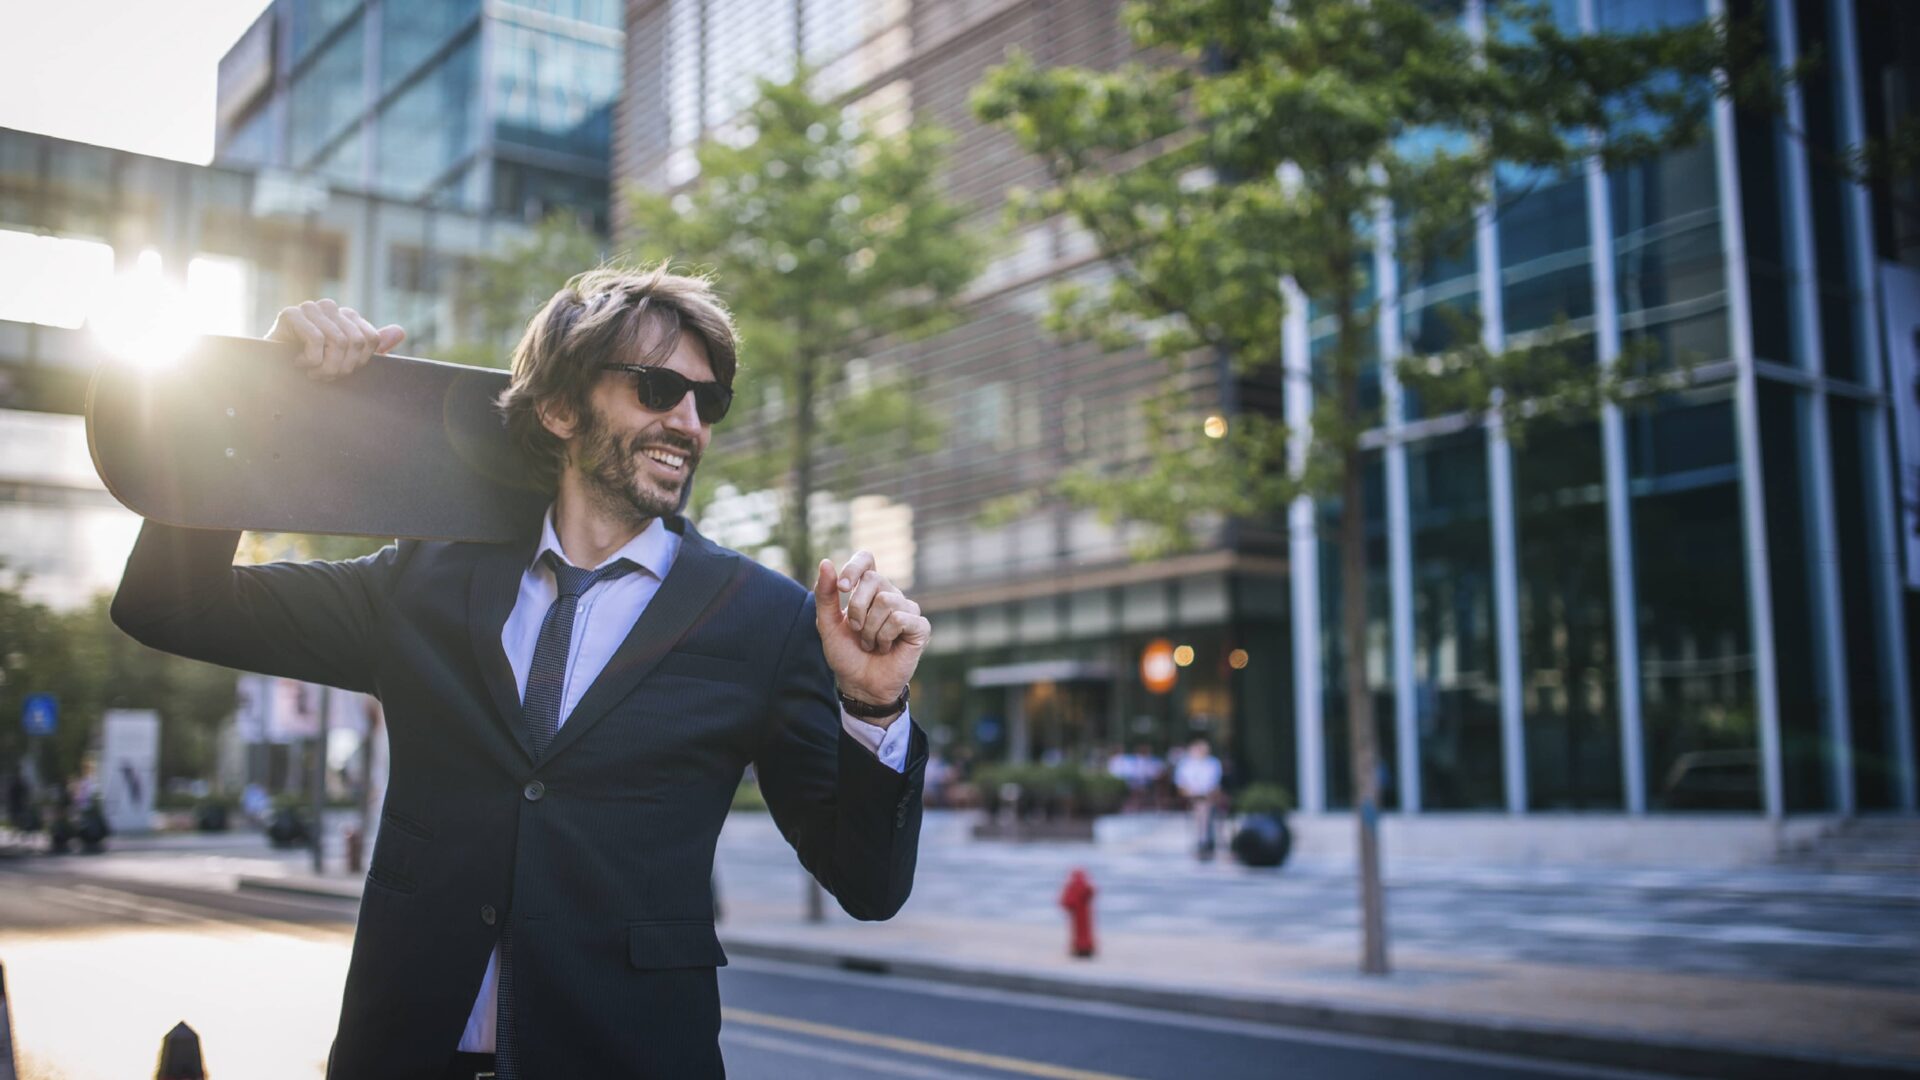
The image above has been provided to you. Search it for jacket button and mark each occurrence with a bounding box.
[481,905,497,926]
[523,780,545,801]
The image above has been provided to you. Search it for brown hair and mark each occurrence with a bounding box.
[495,262,739,490]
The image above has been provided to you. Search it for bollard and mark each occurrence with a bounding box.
[154,1021,206,1080]
[344,825,364,874]
[1058,868,1096,959]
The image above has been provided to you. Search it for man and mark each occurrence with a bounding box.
[1173,737,1222,860]
[111,266,931,1079]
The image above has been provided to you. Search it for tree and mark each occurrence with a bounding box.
[0,567,236,792]
[625,69,986,581]
[975,0,1740,974]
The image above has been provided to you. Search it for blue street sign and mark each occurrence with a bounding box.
[22,693,56,737]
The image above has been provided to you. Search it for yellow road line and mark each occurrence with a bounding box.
[723,1007,1139,1080]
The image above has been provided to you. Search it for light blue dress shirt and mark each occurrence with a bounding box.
[459,509,912,1052]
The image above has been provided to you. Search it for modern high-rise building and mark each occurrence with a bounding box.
[617,0,1920,823]
[215,0,623,230]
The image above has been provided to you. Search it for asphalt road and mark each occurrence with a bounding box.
[0,855,1676,1080]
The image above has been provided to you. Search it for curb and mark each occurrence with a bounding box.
[713,936,1920,1080]
[234,877,1920,1079]
[237,874,362,901]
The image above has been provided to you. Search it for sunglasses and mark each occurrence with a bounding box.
[601,364,733,424]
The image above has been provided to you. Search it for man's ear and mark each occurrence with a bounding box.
[537,399,577,441]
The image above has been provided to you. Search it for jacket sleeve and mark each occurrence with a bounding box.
[109,519,400,695]
[751,588,926,921]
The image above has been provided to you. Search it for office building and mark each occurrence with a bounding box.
[215,0,622,230]
[623,0,1918,823]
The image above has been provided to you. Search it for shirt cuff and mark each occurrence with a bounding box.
[839,705,912,773]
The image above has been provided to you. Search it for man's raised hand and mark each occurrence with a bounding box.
[812,551,930,726]
[266,298,405,381]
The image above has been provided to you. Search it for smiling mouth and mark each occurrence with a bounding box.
[639,445,689,479]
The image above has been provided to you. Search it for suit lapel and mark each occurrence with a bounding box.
[468,527,542,764]
[539,515,743,765]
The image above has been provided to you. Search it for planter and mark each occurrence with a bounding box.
[267,807,312,849]
[970,817,1097,842]
[195,803,230,833]
[1230,812,1292,868]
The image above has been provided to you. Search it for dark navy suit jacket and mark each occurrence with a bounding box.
[111,512,927,1079]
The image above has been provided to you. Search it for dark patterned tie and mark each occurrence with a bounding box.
[495,551,637,1078]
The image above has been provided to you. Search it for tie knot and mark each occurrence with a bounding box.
[544,551,637,599]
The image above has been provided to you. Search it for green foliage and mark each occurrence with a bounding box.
[0,571,236,787]
[731,776,768,812]
[973,0,1741,556]
[973,762,1128,817]
[627,68,986,575]
[1234,782,1295,818]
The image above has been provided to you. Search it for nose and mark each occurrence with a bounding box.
[661,387,705,437]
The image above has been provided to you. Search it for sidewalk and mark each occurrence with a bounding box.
[231,810,1920,1078]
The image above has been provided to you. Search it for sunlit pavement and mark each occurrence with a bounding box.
[5,816,1920,1077]
[0,861,1670,1080]
[0,870,353,1079]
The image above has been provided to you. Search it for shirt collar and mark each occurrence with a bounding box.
[532,505,678,581]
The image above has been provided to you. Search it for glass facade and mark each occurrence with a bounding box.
[375,38,481,202]
[1271,0,1914,817]
[491,19,620,160]
[216,0,616,226]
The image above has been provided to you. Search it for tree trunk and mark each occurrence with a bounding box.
[788,354,819,585]
[1337,313,1391,977]
[786,353,827,923]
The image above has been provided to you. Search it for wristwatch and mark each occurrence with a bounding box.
[838,682,909,719]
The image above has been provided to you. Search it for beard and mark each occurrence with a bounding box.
[570,398,701,528]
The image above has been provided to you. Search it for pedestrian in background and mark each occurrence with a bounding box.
[1174,738,1223,860]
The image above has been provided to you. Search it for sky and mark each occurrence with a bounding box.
[0,0,275,164]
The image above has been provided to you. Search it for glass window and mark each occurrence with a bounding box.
[221,102,278,168]
[1498,167,1595,340]
[1309,254,1384,423]
[381,0,479,93]
[500,0,622,29]
[1599,1,1726,375]
[491,22,620,159]
[703,0,798,129]
[1320,454,1398,810]
[289,13,366,167]
[289,0,362,64]
[1408,430,1505,808]
[1757,380,1830,811]
[1829,400,1900,807]
[314,128,364,189]
[1517,419,1621,809]
[376,39,479,202]
[1627,393,1760,811]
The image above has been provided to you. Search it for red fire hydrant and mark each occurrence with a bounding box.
[1058,868,1096,959]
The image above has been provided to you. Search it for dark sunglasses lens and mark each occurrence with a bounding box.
[635,368,730,423]
[693,386,730,423]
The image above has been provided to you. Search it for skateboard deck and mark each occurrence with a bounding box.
[86,335,551,542]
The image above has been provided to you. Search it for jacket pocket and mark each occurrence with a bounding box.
[627,921,729,969]
[654,650,749,683]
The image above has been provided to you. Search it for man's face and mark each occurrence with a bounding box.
[561,331,716,526]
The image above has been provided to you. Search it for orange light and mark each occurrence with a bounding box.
[1172,645,1195,667]
[1140,639,1177,694]
[1203,415,1228,439]
[1228,648,1249,670]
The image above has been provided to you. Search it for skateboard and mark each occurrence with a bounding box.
[86,335,550,542]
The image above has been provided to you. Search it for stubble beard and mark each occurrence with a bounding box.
[571,399,700,528]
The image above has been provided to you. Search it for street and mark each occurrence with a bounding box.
[0,839,1678,1080]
